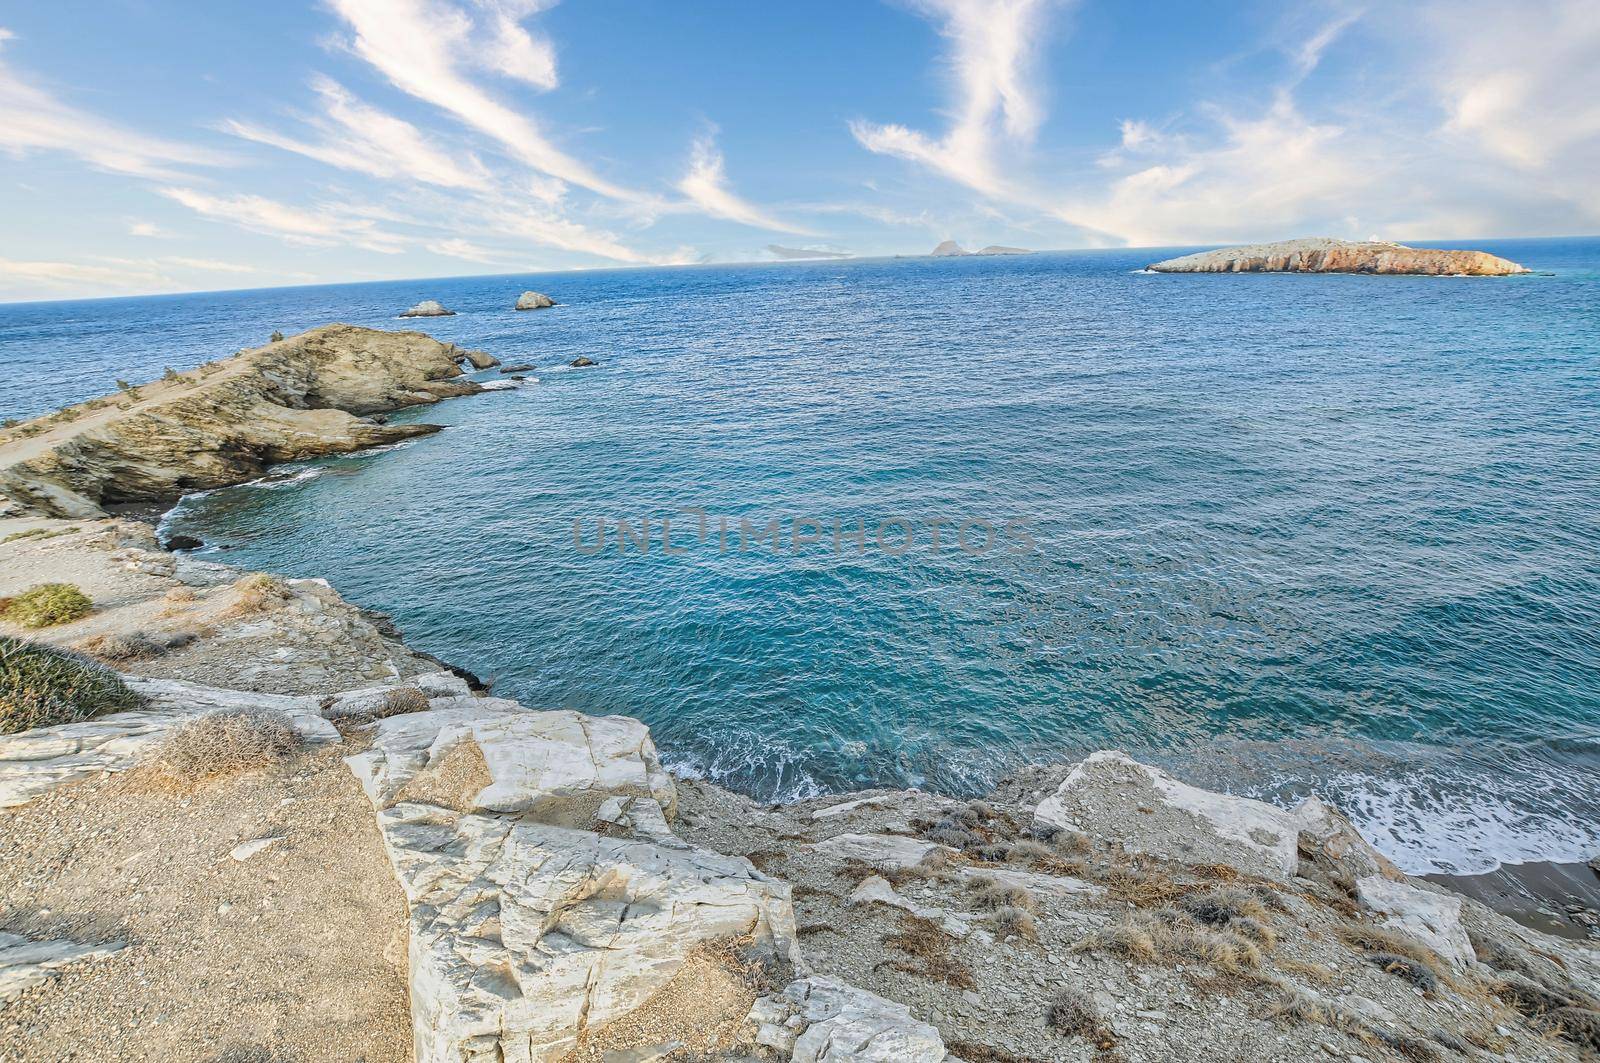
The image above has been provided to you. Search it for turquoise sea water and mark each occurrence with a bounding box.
[3,239,1597,875]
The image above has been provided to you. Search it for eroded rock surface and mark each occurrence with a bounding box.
[1148,237,1529,275]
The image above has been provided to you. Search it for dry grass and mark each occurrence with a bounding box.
[1099,862,1187,909]
[969,876,1038,912]
[1047,986,1117,1052]
[74,631,168,662]
[834,856,935,890]
[945,1042,1051,1063]
[993,905,1038,942]
[878,912,974,989]
[151,709,303,783]
[1337,922,1448,991]
[1073,911,1266,978]
[158,586,199,618]
[222,574,291,618]
[1273,956,1337,986]
[1365,951,1440,994]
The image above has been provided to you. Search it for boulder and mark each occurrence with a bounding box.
[1355,875,1474,969]
[515,291,556,310]
[161,534,203,551]
[348,695,797,1063]
[500,364,536,374]
[0,932,124,1002]
[1034,751,1301,881]
[0,677,338,808]
[1293,796,1402,882]
[458,349,499,370]
[749,976,950,1061]
[569,356,597,368]
[399,300,456,317]
[346,702,676,822]
[808,833,948,871]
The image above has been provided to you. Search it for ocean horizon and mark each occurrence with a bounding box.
[5,236,1598,877]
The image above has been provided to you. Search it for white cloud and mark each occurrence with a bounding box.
[0,32,225,180]
[326,0,640,202]
[851,0,1062,196]
[158,187,409,253]
[475,0,559,89]
[128,220,168,238]
[427,237,512,262]
[0,255,172,294]
[222,76,493,190]
[676,134,814,234]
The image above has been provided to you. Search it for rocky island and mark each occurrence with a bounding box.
[930,241,1034,257]
[1,328,1598,1061]
[1147,237,1530,276]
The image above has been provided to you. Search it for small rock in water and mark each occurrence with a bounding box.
[500,363,536,374]
[569,356,597,368]
[162,534,203,551]
[515,290,556,310]
[399,299,455,317]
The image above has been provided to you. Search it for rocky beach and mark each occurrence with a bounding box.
[3,326,1599,1062]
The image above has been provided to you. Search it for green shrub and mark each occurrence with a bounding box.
[0,636,142,735]
[2,583,92,628]
[270,330,285,343]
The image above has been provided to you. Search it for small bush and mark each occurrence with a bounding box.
[270,330,285,343]
[993,904,1038,941]
[1365,951,1440,994]
[2,583,92,628]
[153,709,303,780]
[2,527,64,544]
[0,636,141,734]
[970,877,1038,912]
[1047,987,1115,1049]
[223,573,291,618]
[1544,1007,1600,1052]
[73,631,168,662]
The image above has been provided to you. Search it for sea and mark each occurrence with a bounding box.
[2,238,1597,876]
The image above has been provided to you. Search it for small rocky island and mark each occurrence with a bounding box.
[930,241,1033,257]
[514,290,556,310]
[399,299,455,317]
[1148,237,1530,276]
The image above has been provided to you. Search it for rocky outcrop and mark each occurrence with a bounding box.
[347,697,809,1063]
[929,241,968,257]
[1147,237,1530,275]
[1356,875,1475,969]
[400,300,456,317]
[748,977,950,1061]
[514,291,556,310]
[0,676,341,808]
[975,245,1031,255]
[0,325,487,518]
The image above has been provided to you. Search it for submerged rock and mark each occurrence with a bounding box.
[500,363,535,374]
[1147,237,1530,275]
[399,299,456,317]
[514,290,556,310]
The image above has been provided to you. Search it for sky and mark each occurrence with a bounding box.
[1,0,1597,302]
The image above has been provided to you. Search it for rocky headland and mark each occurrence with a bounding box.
[930,241,1033,257]
[2,331,1599,1061]
[0,325,500,520]
[1147,238,1530,276]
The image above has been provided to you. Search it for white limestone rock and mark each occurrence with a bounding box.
[399,299,455,317]
[378,805,799,1063]
[515,290,556,310]
[0,677,337,809]
[808,833,948,871]
[1356,875,1475,969]
[0,932,124,1001]
[760,976,949,1062]
[323,673,474,721]
[1034,751,1301,881]
[1293,796,1401,881]
[346,702,676,822]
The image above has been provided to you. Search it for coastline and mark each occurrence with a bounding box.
[4,324,1600,1059]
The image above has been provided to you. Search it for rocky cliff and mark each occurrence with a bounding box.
[0,325,489,519]
[1148,237,1530,275]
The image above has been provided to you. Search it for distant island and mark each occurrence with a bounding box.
[765,245,854,260]
[1147,237,1529,276]
[930,240,1033,257]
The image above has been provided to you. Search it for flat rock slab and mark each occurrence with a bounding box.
[0,932,124,1001]
[1034,750,1301,881]
[0,676,338,809]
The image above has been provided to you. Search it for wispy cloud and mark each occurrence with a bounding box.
[475,0,560,90]
[0,255,174,294]
[326,0,641,202]
[851,0,1062,196]
[158,187,409,253]
[0,30,226,180]
[222,76,493,190]
[676,133,815,234]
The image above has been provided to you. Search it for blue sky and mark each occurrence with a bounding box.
[1,0,1596,301]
